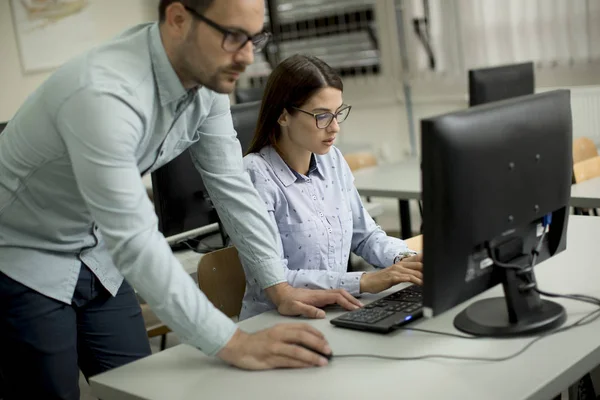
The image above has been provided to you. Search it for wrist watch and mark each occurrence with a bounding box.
[393,250,418,264]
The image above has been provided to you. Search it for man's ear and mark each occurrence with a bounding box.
[278,109,289,126]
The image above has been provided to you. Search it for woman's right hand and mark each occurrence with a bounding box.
[359,258,423,294]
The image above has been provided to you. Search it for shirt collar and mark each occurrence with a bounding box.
[260,146,325,187]
[149,23,190,106]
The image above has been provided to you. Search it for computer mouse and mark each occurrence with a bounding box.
[297,344,333,361]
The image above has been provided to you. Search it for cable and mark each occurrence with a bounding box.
[335,307,600,362]
[335,216,600,362]
[394,326,481,340]
[487,223,600,308]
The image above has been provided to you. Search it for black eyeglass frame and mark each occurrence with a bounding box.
[183,5,271,53]
[291,105,353,129]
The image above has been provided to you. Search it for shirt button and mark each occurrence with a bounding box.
[159,149,165,157]
[312,196,317,200]
[319,212,324,217]
[328,228,332,233]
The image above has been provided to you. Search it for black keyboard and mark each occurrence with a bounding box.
[330,285,423,333]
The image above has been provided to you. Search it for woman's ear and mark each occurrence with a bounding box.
[278,109,289,127]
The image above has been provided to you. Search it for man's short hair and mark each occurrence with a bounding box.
[158,0,215,22]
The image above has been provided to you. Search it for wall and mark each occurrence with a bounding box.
[0,0,157,122]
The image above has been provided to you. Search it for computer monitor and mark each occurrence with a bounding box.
[469,62,534,107]
[421,89,572,337]
[151,149,220,244]
[151,101,261,246]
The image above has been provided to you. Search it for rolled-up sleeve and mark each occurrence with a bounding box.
[58,87,237,355]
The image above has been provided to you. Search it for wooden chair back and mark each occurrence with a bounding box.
[344,152,377,172]
[404,234,423,252]
[197,247,246,318]
[573,137,598,164]
[573,156,600,184]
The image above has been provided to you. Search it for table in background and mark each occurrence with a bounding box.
[353,159,420,238]
[570,176,600,209]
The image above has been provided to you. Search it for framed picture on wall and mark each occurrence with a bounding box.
[10,0,98,73]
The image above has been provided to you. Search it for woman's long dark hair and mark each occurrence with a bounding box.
[245,54,343,154]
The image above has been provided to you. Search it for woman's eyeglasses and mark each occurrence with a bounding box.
[292,105,352,129]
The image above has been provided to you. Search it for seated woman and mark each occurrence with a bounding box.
[239,54,422,320]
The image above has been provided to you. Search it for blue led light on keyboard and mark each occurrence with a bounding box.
[404,316,412,321]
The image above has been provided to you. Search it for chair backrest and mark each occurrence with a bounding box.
[231,100,261,154]
[573,156,600,184]
[573,137,598,164]
[197,246,246,318]
[404,234,423,252]
[344,152,377,172]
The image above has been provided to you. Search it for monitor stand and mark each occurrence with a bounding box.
[454,264,566,337]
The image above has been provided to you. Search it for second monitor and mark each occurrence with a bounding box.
[422,89,572,337]
[469,61,534,106]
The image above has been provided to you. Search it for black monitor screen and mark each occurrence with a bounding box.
[469,62,534,107]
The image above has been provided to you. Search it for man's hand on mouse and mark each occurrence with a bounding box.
[360,254,423,294]
[265,283,363,319]
[217,324,332,370]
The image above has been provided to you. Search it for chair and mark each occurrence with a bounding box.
[404,234,423,252]
[573,137,598,164]
[197,246,246,318]
[573,156,600,184]
[0,122,7,134]
[344,152,377,172]
[573,156,600,216]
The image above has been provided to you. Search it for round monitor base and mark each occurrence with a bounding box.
[453,297,566,337]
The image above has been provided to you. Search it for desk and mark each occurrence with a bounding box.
[570,176,600,209]
[91,216,600,400]
[353,159,420,238]
[354,160,600,238]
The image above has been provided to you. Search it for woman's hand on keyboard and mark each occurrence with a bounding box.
[360,260,423,293]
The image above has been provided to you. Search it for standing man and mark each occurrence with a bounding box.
[0,0,362,398]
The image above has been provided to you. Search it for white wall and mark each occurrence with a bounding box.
[0,0,157,122]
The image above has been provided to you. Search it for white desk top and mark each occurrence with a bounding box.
[570,176,600,208]
[91,216,600,400]
[353,159,421,199]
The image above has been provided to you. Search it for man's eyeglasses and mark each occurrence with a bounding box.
[292,105,352,129]
[183,5,271,53]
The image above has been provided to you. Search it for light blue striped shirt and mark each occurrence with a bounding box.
[239,145,413,320]
[0,23,286,355]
